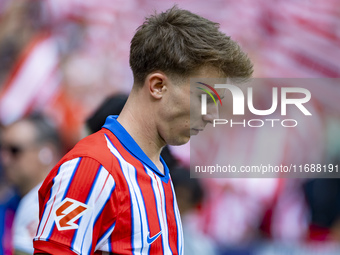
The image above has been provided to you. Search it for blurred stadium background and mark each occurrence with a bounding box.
[0,0,340,254]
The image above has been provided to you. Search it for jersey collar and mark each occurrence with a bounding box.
[102,115,170,182]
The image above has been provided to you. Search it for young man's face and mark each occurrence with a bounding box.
[158,66,225,146]
[0,121,43,193]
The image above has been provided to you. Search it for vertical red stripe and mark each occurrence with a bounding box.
[108,154,133,255]
[48,158,100,249]
[142,170,164,253]
[106,132,165,253]
[38,171,66,239]
[162,181,178,254]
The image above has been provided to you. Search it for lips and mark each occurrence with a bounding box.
[190,128,203,135]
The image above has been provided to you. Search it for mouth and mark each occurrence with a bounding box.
[190,128,203,135]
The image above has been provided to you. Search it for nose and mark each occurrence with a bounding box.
[202,103,219,124]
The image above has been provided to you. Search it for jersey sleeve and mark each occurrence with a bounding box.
[33,157,117,255]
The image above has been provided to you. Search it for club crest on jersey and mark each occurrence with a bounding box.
[54,198,90,231]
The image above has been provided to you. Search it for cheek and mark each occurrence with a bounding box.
[5,164,23,184]
[170,97,190,120]
[21,153,40,170]
[190,94,202,112]
[190,99,202,124]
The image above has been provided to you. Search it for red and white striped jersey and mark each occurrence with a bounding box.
[33,116,183,255]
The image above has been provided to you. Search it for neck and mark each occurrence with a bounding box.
[117,93,165,173]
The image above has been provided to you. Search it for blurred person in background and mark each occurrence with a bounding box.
[303,173,340,243]
[0,191,19,255]
[0,133,20,255]
[0,114,63,255]
[84,94,129,136]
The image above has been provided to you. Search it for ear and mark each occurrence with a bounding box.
[146,72,168,99]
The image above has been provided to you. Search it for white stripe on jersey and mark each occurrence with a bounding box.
[105,135,149,254]
[144,167,172,255]
[104,134,183,254]
[146,168,165,253]
[122,161,149,254]
[170,180,184,255]
[71,165,115,255]
[35,158,81,240]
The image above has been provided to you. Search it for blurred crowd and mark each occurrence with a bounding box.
[0,0,340,255]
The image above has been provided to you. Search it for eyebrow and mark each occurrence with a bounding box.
[208,94,224,100]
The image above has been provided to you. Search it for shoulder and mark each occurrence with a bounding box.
[40,129,128,189]
[69,129,111,158]
[62,129,120,170]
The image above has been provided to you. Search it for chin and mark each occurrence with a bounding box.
[167,135,190,146]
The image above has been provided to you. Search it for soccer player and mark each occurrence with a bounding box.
[33,6,253,255]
